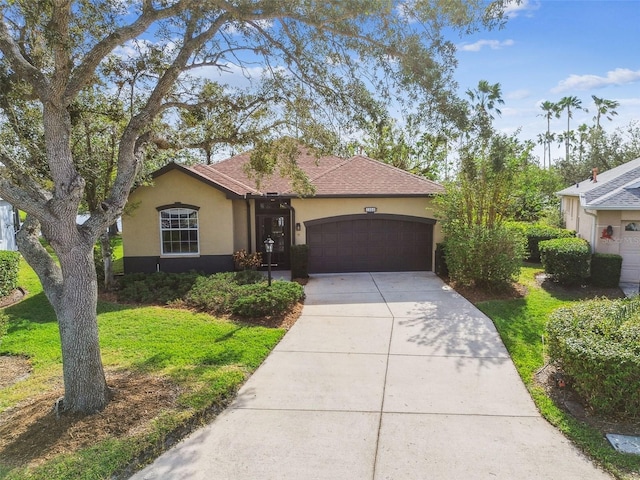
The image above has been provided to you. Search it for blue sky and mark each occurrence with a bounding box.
[453,0,640,162]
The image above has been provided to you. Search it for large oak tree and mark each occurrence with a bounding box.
[0,0,505,413]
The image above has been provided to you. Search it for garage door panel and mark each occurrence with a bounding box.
[307,216,433,273]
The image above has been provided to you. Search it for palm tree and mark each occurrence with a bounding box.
[538,100,559,168]
[557,96,586,162]
[592,95,620,129]
[465,80,504,141]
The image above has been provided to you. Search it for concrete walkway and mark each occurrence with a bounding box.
[131,272,612,480]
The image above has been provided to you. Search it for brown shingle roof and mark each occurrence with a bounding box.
[180,147,444,197]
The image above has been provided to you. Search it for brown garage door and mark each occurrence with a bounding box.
[306,214,434,273]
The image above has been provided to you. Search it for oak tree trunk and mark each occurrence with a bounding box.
[55,245,111,412]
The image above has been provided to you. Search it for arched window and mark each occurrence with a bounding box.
[159,207,199,255]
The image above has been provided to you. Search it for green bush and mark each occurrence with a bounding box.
[183,273,240,314]
[444,224,525,290]
[117,271,201,304]
[232,281,304,317]
[435,242,448,277]
[508,222,575,262]
[539,237,590,286]
[0,251,20,297]
[290,244,309,279]
[0,311,7,345]
[590,253,622,288]
[234,269,266,285]
[547,297,640,418]
[185,273,304,318]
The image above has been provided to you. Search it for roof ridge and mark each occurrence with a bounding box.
[190,164,259,195]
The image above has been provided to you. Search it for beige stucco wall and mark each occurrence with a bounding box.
[232,199,250,252]
[123,169,234,258]
[592,210,640,255]
[561,196,580,232]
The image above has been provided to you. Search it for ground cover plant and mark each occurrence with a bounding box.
[0,260,289,479]
[475,264,640,479]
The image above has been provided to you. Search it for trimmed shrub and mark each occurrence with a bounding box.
[444,224,525,290]
[117,271,201,304]
[234,269,266,285]
[590,253,622,288]
[290,244,309,279]
[231,280,304,318]
[0,251,20,297]
[508,222,575,262]
[539,237,590,286]
[184,273,241,314]
[186,274,304,318]
[547,297,640,418]
[232,281,304,317]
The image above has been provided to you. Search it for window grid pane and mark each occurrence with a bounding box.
[160,208,199,255]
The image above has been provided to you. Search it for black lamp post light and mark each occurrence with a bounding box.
[264,236,274,287]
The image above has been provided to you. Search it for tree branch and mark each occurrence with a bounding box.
[64,0,197,102]
[0,16,49,96]
[16,215,64,306]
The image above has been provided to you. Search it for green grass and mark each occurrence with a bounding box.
[0,259,285,479]
[478,264,640,479]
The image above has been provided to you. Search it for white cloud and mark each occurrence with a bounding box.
[552,68,640,93]
[504,0,540,18]
[458,39,514,52]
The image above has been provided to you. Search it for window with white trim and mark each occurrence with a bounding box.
[159,208,199,255]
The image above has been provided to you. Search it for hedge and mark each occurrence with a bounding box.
[0,251,20,298]
[539,237,590,285]
[508,222,575,262]
[290,244,309,279]
[590,253,622,288]
[547,297,640,418]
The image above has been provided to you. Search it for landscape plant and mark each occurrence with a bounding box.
[438,133,529,290]
[590,253,623,288]
[508,222,575,262]
[0,251,20,297]
[233,250,262,271]
[546,297,640,418]
[539,237,591,285]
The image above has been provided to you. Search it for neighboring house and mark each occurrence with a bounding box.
[557,157,640,283]
[0,199,18,251]
[122,148,445,274]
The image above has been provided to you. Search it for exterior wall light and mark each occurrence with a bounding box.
[364,207,377,213]
[264,236,275,286]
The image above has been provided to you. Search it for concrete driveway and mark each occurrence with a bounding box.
[131,272,612,480]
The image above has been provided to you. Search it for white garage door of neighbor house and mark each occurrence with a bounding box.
[620,222,640,283]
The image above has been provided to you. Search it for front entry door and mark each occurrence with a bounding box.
[257,208,291,269]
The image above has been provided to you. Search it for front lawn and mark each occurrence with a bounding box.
[0,260,286,479]
[477,264,640,479]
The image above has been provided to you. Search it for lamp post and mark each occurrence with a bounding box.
[264,236,274,287]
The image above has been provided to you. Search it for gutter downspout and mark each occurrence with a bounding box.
[290,204,296,246]
[584,208,597,253]
[245,196,252,254]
